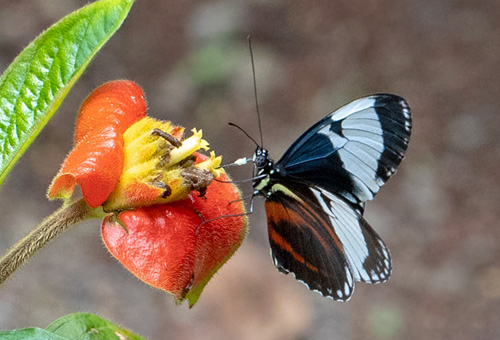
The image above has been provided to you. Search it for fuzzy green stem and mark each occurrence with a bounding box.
[0,198,103,285]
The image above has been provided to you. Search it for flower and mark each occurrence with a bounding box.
[47,80,247,306]
[102,153,247,307]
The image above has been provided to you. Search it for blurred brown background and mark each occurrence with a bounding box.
[0,0,499,339]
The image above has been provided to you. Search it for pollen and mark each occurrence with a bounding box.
[103,117,223,211]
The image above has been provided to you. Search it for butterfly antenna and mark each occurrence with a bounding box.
[248,35,264,148]
[228,122,260,148]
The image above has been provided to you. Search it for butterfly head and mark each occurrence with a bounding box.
[252,146,277,196]
[253,147,273,171]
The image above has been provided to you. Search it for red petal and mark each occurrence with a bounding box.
[49,80,148,207]
[189,174,247,291]
[75,80,147,144]
[48,126,124,208]
[102,203,199,297]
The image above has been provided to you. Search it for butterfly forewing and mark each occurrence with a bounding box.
[275,94,411,206]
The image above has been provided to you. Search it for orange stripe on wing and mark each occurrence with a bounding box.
[268,225,319,272]
[302,199,345,253]
[266,197,344,255]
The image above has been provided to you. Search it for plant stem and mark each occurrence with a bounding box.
[0,198,101,285]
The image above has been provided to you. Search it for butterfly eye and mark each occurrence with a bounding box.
[254,156,266,168]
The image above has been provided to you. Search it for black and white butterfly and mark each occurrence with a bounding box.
[237,94,411,301]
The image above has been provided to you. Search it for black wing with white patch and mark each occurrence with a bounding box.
[308,186,391,283]
[264,179,391,301]
[275,94,411,207]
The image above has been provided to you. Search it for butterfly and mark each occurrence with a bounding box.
[245,94,411,301]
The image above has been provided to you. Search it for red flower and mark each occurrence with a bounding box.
[102,154,247,307]
[48,80,247,306]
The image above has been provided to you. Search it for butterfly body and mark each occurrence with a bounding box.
[251,94,411,301]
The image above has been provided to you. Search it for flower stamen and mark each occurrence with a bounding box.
[102,118,223,211]
[151,128,182,148]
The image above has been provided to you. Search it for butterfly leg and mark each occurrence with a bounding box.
[214,173,267,184]
[194,194,256,235]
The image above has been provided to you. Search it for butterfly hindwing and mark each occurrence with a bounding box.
[265,181,354,300]
[307,186,391,283]
[264,180,392,300]
[275,94,411,206]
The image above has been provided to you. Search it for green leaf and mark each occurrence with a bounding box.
[0,313,145,340]
[46,313,145,340]
[0,0,134,188]
[0,328,66,340]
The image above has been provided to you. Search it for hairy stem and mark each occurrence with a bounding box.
[0,199,102,285]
